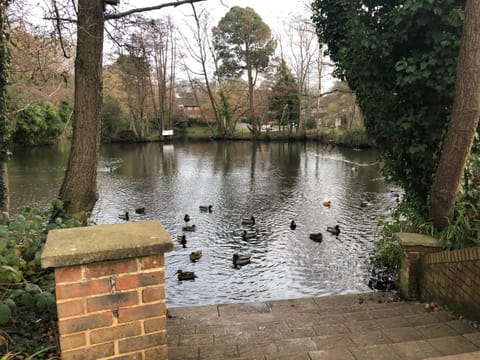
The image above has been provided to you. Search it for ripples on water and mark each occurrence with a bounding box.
[9,142,401,307]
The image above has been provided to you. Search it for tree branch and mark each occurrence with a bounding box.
[105,0,206,20]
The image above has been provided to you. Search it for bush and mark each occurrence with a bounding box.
[339,127,374,148]
[11,102,65,146]
[0,200,84,358]
[101,95,128,142]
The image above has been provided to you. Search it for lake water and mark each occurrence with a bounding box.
[9,141,401,307]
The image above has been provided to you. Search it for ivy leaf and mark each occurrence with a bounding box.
[0,303,12,325]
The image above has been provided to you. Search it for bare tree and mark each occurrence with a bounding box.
[54,0,205,215]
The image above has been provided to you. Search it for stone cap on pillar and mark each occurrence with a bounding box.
[393,232,443,254]
[41,220,174,268]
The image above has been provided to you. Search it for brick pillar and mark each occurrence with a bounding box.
[41,220,174,360]
[394,232,442,300]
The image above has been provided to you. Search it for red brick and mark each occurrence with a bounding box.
[118,332,166,353]
[142,286,165,303]
[116,271,164,291]
[62,342,114,360]
[59,332,86,351]
[144,316,166,334]
[59,311,113,334]
[57,299,86,318]
[118,303,165,323]
[145,345,168,359]
[85,259,138,279]
[87,291,139,312]
[56,266,83,284]
[56,278,111,300]
[140,255,164,270]
[90,322,141,344]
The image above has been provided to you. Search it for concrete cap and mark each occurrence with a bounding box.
[393,232,442,249]
[41,220,174,268]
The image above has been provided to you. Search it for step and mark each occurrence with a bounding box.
[166,292,480,359]
[424,351,480,360]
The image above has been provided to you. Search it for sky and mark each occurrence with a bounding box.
[124,0,313,39]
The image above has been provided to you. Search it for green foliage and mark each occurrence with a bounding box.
[0,200,84,357]
[312,0,465,217]
[102,94,127,142]
[213,6,276,79]
[270,59,300,127]
[11,102,65,146]
[306,118,317,130]
[338,127,374,148]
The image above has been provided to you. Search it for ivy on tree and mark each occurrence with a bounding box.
[311,0,464,219]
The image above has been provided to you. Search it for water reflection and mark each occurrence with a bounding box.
[9,141,401,307]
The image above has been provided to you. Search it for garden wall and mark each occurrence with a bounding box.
[396,233,480,321]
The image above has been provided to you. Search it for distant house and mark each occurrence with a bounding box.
[176,92,203,125]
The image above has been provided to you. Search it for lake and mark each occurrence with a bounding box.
[9,141,401,307]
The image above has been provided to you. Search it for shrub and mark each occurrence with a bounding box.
[0,200,84,358]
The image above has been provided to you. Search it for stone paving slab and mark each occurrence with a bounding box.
[167,292,480,360]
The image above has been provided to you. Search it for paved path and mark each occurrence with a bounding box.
[167,292,480,360]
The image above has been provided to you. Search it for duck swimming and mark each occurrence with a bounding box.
[199,205,213,212]
[184,214,191,222]
[323,200,332,207]
[119,211,129,221]
[182,224,196,232]
[135,207,146,214]
[233,253,251,268]
[242,230,256,239]
[360,199,372,207]
[176,270,197,281]
[309,233,323,242]
[290,220,297,230]
[241,216,255,225]
[327,225,340,236]
[189,250,202,262]
[177,235,187,248]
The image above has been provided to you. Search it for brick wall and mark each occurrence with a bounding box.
[56,254,167,360]
[41,220,174,360]
[419,247,480,321]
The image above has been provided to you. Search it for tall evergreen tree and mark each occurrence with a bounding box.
[213,6,276,137]
[270,59,300,131]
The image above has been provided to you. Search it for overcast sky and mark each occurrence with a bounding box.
[126,0,312,37]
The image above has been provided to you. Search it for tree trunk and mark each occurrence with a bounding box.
[431,0,480,229]
[246,61,257,137]
[59,0,104,215]
[0,0,9,212]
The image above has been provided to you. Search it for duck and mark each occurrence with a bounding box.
[189,250,203,262]
[290,220,297,230]
[309,233,323,242]
[135,207,146,214]
[360,199,372,208]
[241,216,255,225]
[176,270,197,281]
[199,205,213,212]
[177,235,187,248]
[184,214,191,223]
[119,211,129,221]
[182,224,196,232]
[327,225,340,236]
[322,200,332,207]
[233,253,251,268]
[242,230,256,239]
